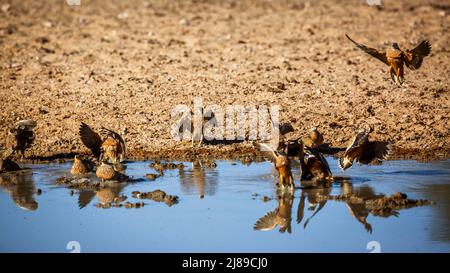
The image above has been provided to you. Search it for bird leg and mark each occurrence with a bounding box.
[390,68,396,84]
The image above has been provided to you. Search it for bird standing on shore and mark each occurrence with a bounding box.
[95,162,126,182]
[303,127,324,148]
[5,119,37,160]
[0,148,21,172]
[346,34,431,85]
[70,155,95,176]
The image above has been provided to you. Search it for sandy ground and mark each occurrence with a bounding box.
[0,0,449,161]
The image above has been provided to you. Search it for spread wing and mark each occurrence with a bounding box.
[357,141,391,164]
[314,143,346,155]
[79,122,102,158]
[344,131,368,158]
[254,210,278,231]
[346,34,389,65]
[99,127,126,159]
[78,190,96,209]
[254,142,278,163]
[404,40,431,70]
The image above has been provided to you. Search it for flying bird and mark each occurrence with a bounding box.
[346,34,431,85]
[79,122,126,163]
[339,127,391,170]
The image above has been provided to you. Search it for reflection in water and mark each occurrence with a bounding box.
[254,191,294,233]
[179,160,218,198]
[297,184,332,229]
[256,180,419,234]
[421,184,450,242]
[78,183,127,209]
[339,181,385,234]
[0,159,449,252]
[0,170,38,211]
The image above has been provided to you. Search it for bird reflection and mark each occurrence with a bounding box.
[254,191,294,233]
[339,181,384,234]
[179,160,218,199]
[254,178,414,234]
[77,183,127,209]
[297,183,332,229]
[296,179,399,234]
[0,170,38,211]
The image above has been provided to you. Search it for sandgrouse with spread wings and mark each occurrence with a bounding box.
[346,34,431,85]
[79,122,126,164]
[339,127,390,170]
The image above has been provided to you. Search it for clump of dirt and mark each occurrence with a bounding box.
[319,191,434,216]
[124,201,145,209]
[55,176,104,190]
[365,192,434,216]
[132,190,179,206]
[149,161,185,172]
[144,173,161,181]
[262,196,272,202]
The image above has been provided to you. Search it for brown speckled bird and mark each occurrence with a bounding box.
[339,127,391,170]
[0,148,21,172]
[70,155,95,176]
[79,122,126,163]
[96,162,122,182]
[5,120,37,160]
[346,34,431,85]
[303,127,324,148]
[255,143,294,190]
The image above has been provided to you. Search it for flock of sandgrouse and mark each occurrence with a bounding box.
[1,35,432,189]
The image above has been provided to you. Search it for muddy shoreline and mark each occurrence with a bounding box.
[1,0,449,164]
[18,144,449,164]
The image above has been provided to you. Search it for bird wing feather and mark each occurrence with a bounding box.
[254,210,278,231]
[404,40,431,70]
[78,190,96,209]
[79,122,103,159]
[254,142,279,163]
[357,141,391,164]
[346,34,389,65]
